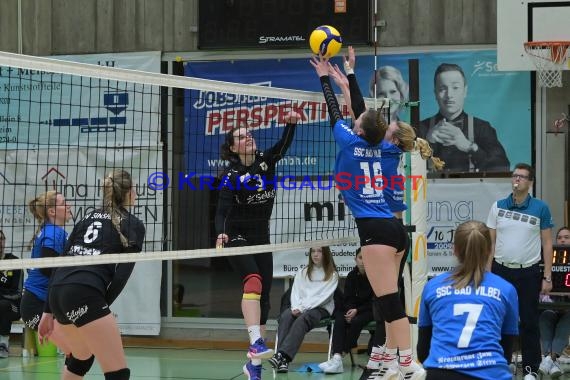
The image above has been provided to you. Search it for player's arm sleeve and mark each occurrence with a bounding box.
[39,247,60,277]
[122,218,146,253]
[265,122,297,161]
[500,334,516,363]
[215,180,234,236]
[417,326,432,363]
[347,73,366,119]
[105,263,136,305]
[319,75,343,128]
[471,121,510,171]
[500,285,519,360]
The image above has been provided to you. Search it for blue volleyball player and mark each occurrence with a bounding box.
[417,220,519,380]
[311,55,426,380]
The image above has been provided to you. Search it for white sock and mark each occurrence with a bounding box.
[333,353,342,361]
[367,344,385,367]
[399,348,413,367]
[247,325,262,345]
[0,335,8,346]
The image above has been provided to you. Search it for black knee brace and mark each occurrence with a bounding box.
[66,354,95,376]
[104,368,130,380]
[377,292,406,322]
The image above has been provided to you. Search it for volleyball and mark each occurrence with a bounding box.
[309,25,343,58]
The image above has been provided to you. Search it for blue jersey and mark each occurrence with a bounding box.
[24,223,67,301]
[380,140,407,213]
[333,120,393,219]
[419,272,519,379]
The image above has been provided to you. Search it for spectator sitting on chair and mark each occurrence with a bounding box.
[0,230,22,358]
[269,246,338,373]
[538,226,570,378]
[319,247,375,374]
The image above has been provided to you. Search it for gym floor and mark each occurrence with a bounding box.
[0,348,366,380]
[1,347,568,379]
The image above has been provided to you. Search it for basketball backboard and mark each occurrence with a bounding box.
[498,0,570,71]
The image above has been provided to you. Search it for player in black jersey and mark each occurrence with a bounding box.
[38,169,145,380]
[215,111,299,380]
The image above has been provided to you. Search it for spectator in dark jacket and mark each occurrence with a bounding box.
[318,248,375,373]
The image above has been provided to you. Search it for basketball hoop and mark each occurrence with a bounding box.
[524,41,570,88]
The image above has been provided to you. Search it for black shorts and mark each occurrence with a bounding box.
[355,217,407,252]
[20,289,44,331]
[49,284,110,327]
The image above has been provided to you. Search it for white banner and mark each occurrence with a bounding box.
[0,51,161,149]
[426,178,513,276]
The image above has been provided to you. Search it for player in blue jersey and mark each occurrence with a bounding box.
[326,49,444,377]
[418,220,519,380]
[20,191,75,361]
[312,54,426,380]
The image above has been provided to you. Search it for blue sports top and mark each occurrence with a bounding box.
[333,119,393,219]
[24,223,67,301]
[380,140,407,213]
[419,272,519,379]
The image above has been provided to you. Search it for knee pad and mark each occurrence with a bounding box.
[104,368,130,380]
[243,274,262,300]
[66,354,95,376]
[377,292,406,322]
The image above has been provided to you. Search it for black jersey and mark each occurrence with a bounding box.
[51,208,145,305]
[215,123,296,235]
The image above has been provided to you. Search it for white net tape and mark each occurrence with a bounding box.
[524,42,570,88]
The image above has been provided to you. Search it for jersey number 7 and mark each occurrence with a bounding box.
[453,303,483,348]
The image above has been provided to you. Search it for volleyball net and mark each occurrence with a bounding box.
[0,51,397,270]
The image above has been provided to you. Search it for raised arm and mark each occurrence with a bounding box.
[310,56,343,128]
[344,46,366,118]
[264,111,300,160]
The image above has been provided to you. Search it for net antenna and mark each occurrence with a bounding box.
[524,41,570,88]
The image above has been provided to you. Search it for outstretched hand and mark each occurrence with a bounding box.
[310,55,331,77]
[328,64,349,89]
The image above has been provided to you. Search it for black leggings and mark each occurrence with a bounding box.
[426,369,479,380]
[225,226,272,325]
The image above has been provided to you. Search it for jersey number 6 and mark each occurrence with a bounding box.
[83,221,103,244]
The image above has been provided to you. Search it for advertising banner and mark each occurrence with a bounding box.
[184,49,530,177]
[0,51,162,149]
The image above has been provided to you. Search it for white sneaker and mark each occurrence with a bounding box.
[539,355,554,375]
[550,359,563,379]
[318,355,344,374]
[399,361,426,380]
[523,366,538,380]
[367,361,398,380]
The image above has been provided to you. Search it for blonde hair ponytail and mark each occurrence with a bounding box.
[393,122,445,171]
[102,169,133,248]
